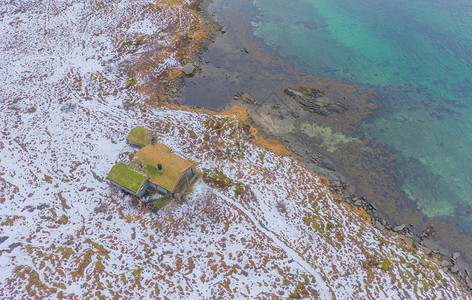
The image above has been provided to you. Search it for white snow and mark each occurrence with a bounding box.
[0,0,470,298]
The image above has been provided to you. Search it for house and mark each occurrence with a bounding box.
[106,143,197,199]
[126,126,155,148]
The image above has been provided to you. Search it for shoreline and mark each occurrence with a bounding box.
[165,0,472,291]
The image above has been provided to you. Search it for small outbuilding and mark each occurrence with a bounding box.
[106,162,149,197]
[126,126,155,148]
[106,143,197,198]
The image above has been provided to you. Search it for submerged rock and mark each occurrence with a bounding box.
[453,252,461,260]
[284,87,348,116]
[234,93,257,105]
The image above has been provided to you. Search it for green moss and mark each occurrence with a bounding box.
[107,163,147,193]
[379,238,386,247]
[235,182,248,196]
[380,260,390,271]
[132,267,143,282]
[326,222,335,230]
[202,169,233,189]
[422,280,429,291]
[127,126,152,146]
[85,239,110,258]
[151,195,172,211]
[57,247,74,259]
[258,152,265,163]
[125,79,136,88]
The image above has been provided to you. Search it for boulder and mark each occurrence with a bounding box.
[452,252,460,260]
[181,63,195,76]
[440,260,450,267]
[354,200,364,206]
[393,224,406,232]
[450,266,460,273]
[374,223,385,231]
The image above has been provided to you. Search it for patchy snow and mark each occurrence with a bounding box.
[0,0,470,299]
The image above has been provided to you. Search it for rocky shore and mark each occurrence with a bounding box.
[165,0,472,293]
[229,86,472,291]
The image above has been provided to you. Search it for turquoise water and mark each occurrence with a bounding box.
[252,0,472,225]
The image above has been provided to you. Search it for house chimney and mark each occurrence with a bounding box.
[158,163,162,170]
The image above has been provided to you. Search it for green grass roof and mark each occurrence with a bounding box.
[107,162,148,193]
[127,126,153,146]
[131,144,194,192]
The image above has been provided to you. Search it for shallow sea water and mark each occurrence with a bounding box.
[252,0,472,225]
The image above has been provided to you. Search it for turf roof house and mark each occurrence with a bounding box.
[106,128,197,198]
[126,126,155,148]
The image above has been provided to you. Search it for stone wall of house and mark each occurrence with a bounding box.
[127,140,145,148]
[149,182,171,194]
[109,179,149,198]
[174,168,196,196]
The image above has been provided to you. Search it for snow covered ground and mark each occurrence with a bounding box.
[0,0,470,299]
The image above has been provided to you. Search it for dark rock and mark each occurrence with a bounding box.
[284,87,348,116]
[364,203,376,213]
[0,236,8,244]
[234,93,257,105]
[181,63,195,76]
[420,224,436,239]
[26,106,37,114]
[22,205,36,212]
[37,203,50,210]
[310,155,335,171]
[60,102,77,113]
[1,242,22,254]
